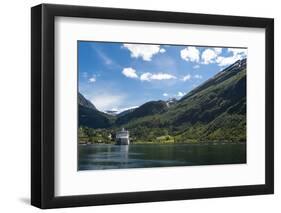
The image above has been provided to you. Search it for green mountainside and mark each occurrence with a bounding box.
[116,100,169,125]
[79,59,246,143]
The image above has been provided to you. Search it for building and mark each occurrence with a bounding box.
[116,128,130,145]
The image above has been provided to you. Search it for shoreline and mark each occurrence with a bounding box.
[79,141,246,145]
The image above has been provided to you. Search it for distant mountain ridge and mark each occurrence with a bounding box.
[105,106,139,116]
[116,100,169,125]
[117,107,139,117]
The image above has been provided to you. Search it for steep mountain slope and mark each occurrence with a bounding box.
[122,59,246,142]
[78,93,114,128]
[171,59,246,125]
[78,92,96,110]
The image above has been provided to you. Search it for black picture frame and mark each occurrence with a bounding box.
[31,3,274,209]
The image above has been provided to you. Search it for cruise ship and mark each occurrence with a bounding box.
[116,128,130,145]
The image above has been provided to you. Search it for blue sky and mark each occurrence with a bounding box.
[78,41,247,112]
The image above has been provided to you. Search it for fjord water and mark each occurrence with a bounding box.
[78,143,246,170]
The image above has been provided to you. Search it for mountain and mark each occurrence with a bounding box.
[117,107,138,117]
[105,110,119,116]
[79,58,247,142]
[172,58,246,125]
[166,58,246,141]
[105,106,139,116]
[116,100,169,125]
[120,59,246,142]
[166,98,177,108]
[78,92,96,110]
[78,93,114,128]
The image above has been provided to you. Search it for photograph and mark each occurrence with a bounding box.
[30,3,274,209]
[78,41,247,171]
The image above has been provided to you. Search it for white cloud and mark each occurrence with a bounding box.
[151,73,176,80]
[140,72,177,81]
[180,46,200,63]
[216,55,240,67]
[215,48,247,67]
[177,92,185,97]
[91,94,125,111]
[122,67,138,78]
[200,47,247,66]
[182,74,191,81]
[140,73,152,81]
[163,93,169,97]
[193,65,200,69]
[110,106,139,114]
[89,76,96,83]
[201,48,221,64]
[159,48,166,53]
[123,44,163,61]
[194,74,203,79]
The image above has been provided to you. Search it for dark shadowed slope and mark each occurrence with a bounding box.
[78,93,114,128]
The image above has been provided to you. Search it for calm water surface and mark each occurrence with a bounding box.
[78,143,246,170]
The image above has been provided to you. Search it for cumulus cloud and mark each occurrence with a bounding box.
[140,73,152,81]
[216,56,240,67]
[177,92,185,97]
[163,93,169,97]
[201,48,219,64]
[140,72,177,81]
[180,46,200,63]
[200,47,247,66]
[122,67,138,78]
[123,44,165,61]
[216,48,247,67]
[182,74,191,81]
[159,48,166,53]
[121,67,177,82]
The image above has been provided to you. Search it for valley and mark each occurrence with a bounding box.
[78,59,246,144]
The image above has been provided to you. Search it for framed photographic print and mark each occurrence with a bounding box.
[31,4,274,209]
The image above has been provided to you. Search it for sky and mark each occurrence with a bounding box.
[78,41,247,112]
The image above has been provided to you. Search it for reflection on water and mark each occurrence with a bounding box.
[78,143,246,171]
